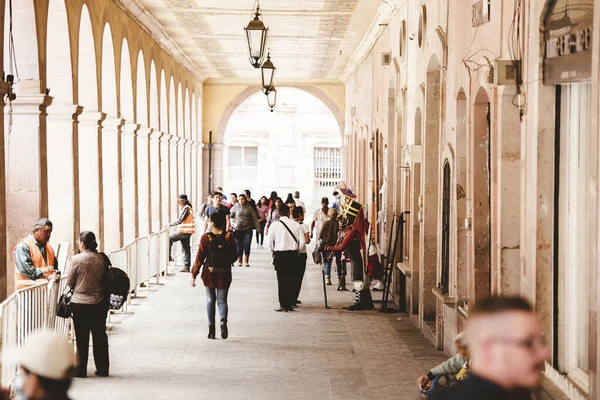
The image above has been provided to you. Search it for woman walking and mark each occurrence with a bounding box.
[67,231,110,378]
[256,196,269,248]
[265,197,282,235]
[231,194,261,267]
[191,212,238,339]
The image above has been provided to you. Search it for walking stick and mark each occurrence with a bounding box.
[322,267,330,309]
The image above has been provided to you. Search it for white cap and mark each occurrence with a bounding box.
[3,329,75,380]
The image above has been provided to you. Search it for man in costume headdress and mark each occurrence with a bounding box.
[324,182,373,311]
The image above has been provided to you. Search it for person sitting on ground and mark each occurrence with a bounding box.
[417,331,469,389]
[5,328,76,400]
[191,212,238,340]
[428,297,548,400]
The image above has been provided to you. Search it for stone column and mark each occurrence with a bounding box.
[149,131,163,232]
[160,134,171,226]
[5,93,53,294]
[46,104,82,254]
[178,138,186,196]
[122,123,140,244]
[192,141,202,206]
[102,117,125,251]
[0,82,11,300]
[78,111,106,243]
[136,127,152,237]
[169,136,179,221]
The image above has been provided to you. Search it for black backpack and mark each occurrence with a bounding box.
[101,253,130,310]
[207,232,237,272]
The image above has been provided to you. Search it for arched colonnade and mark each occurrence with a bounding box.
[1,0,203,294]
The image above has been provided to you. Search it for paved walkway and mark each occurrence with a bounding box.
[71,244,447,400]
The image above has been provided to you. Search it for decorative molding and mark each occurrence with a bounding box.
[112,0,206,82]
[340,0,401,82]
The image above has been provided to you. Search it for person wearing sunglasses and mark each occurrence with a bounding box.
[428,296,549,400]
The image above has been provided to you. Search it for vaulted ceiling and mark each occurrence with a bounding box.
[137,0,383,82]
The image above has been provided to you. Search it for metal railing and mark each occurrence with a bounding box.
[0,229,171,388]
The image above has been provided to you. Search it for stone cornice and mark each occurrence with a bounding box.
[340,0,401,83]
[47,103,83,121]
[136,127,154,137]
[113,0,205,82]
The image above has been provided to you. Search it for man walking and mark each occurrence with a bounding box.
[293,191,306,211]
[13,218,59,290]
[266,204,305,312]
[429,297,548,400]
[206,192,231,231]
[244,189,257,213]
[167,194,195,273]
[291,207,310,307]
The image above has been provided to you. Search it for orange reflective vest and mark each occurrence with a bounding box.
[14,237,56,290]
[178,206,196,235]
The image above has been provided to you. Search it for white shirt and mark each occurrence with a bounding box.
[312,208,329,238]
[298,222,310,254]
[266,217,305,252]
[295,199,306,211]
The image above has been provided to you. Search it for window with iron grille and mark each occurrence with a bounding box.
[228,146,258,167]
[440,160,451,295]
[314,147,342,188]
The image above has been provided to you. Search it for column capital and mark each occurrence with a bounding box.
[122,123,141,136]
[103,117,126,130]
[7,94,53,115]
[166,133,177,144]
[47,103,83,123]
[79,110,107,126]
[137,127,154,138]
[150,130,164,141]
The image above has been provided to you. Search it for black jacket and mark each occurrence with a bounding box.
[428,373,531,400]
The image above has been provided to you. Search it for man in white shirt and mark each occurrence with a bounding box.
[292,206,310,307]
[293,191,306,211]
[266,204,305,312]
[310,197,330,239]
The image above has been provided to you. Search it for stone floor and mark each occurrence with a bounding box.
[70,244,447,400]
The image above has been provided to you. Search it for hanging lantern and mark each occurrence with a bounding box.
[261,52,276,94]
[244,3,269,68]
[267,86,277,112]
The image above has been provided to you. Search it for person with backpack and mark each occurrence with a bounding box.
[191,212,238,339]
[66,231,110,378]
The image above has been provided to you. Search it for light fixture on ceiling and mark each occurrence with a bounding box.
[245,1,269,68]
[266,86,277,112]
[261,52,276,94]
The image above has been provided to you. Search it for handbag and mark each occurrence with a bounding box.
[312,246,323,264]
[56,288,74,318]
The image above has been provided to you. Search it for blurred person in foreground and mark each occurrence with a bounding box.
[4,329,76,400]
[428,296,548,400]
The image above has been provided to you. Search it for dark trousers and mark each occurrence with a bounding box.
[294,253,307,303]
[72,302,109,377]
[169,232,191,269]
[273,251,298,310]
[256,220,266,245]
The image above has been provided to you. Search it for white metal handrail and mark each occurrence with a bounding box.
[0,229,171,389]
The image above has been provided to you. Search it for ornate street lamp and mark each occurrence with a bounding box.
[267,86,277,112]
[261,52,276,94]
[245,2,269,68]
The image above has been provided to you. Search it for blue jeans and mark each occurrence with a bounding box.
[205,287,229,325]
[235,229,253,257]
[323,250,342,277]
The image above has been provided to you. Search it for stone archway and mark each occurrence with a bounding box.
[214,85,345,145]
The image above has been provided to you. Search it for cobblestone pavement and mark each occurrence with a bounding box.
[71,244,447,400]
